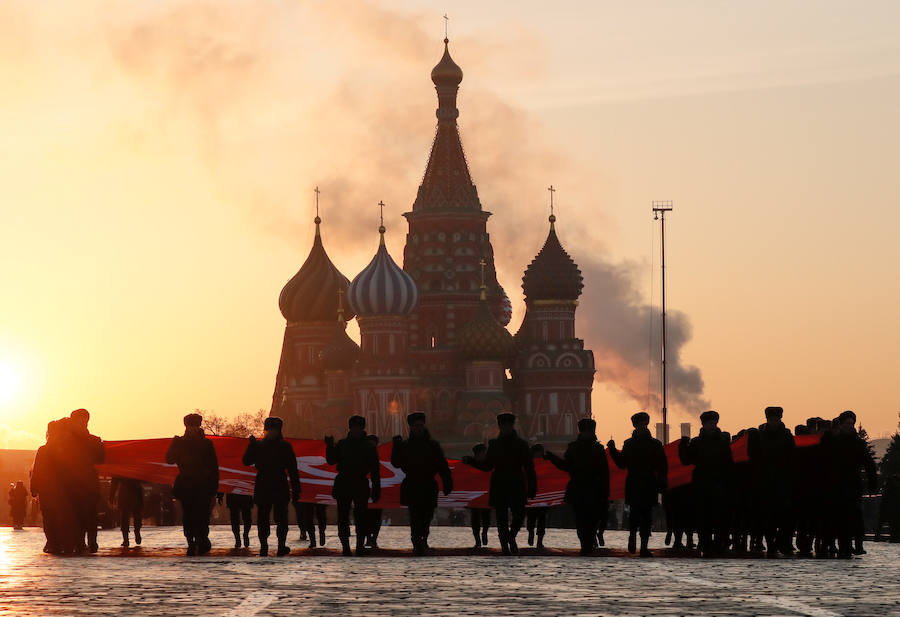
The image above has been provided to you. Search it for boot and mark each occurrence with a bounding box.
[536,533,545,550]
[508,535,519,555]
[639,535,652,557]
[243,531,250,548]
[482,529,489,545]
[627,532,637,554]
[233,534,242,549]
[276,542,290,557]
[134,528,142,545]
[308,533,316,549]
[319,529,326,547]
[259,542,268,557]
[355,537,367,556]
[121,531,130,548]
[527,529,535,546]
[186,542,197,557]
[340,538,352,556]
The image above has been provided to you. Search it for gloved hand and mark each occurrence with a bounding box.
[324,435,335,447]
[606,439,615,450]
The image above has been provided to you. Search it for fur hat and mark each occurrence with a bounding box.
[700,410,720,424]
[348,415,366,429]
[631,412,650,427]
[407,412,426,426]
[183,413,203,428]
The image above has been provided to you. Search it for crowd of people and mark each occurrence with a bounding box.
[29,409,104,554]
[25,406,883,559]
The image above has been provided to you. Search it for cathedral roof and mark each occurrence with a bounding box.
[459,290,516,361]
[412,39,481,213]
[348,226,418,317]
[321,322,360,371]
[279,218,355,323]
[522,215,583,302]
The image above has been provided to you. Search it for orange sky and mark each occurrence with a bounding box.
[1,0,899,448]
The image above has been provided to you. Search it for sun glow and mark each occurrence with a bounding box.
[0,360,23,407]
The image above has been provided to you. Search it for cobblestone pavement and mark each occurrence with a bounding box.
[1,526,898,616]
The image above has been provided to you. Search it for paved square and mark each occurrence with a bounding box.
[0,527,897,616]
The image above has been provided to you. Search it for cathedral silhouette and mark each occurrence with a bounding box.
[270,38,595,455]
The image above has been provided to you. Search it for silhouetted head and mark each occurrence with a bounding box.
[530,443,544,459]
[837,410,856,432]
[407,412,426,436]
[264,416,283,439]
[497,413,516,435]
[795,424,810,435]
[700,410,719,430]
[764,406,783,424]
[348,415,366,437]
[367,434,379,446]
[631,412,650,429]
[183,413,203,428]
[816,418,832,434]
[577,418,596,435]
[70,408,90,431]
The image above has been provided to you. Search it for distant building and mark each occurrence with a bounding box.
[269,39,595,455]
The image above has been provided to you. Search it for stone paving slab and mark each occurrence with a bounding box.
[0,527,898,616]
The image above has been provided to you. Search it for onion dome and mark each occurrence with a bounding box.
[348,225,418,317]
[279,217,355,323]
[522,215,583,302]
[431,38,463,87]
[492,285,513,326]
[459,291,516,361]
[321,323,360,371]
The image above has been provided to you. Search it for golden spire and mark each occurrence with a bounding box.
[377,200,386,245]
[479,257,487,301]
[314,185,322,234]
[548,184,556,230]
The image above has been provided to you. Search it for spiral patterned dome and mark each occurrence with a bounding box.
[279,219,355,323]
[348,229,418,317]
[459,295,516,361]
[522,216,583,303]
[321,323,360,371]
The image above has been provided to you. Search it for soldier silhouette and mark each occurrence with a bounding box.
[68,409,104,553]
[109,476,143,548]
[166,413,219,556]
[747,406,796,556]
[678,410,733,557]
[8,481,27,530]
[242,416,301,557]
[545,418,610,555]
[223,493,253,549]
[463,413,536,555]
[821,410,877,558]
[467,444,491,548]
[325,415,381,556]
[364,434,384,550]
[608,412,667,557]
[390,412,453,555]
[525,444,549,549]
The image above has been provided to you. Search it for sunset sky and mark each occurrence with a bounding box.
[1,0,899,449]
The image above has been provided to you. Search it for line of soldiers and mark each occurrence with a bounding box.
[30,406,878,559]
[30,409,105,554]
[666,407,877,559]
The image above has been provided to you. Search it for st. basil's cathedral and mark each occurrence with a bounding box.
[270,39,595,456]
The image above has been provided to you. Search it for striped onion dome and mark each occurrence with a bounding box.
[348,226,418,317]
[279,217,355,323]
[492,285,513,326]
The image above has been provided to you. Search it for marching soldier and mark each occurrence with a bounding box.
[679,410,733,557]
[166,413,219,556]
[545,418,610,555]
[747,406,796,556]
[467,444,491,549]
[463,413,536,555]
[390,412,453,555]
[242,416,301,557]
[608,412,667,557]
[325,415,381,556]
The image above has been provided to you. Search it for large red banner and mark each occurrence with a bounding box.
[96,434,820,509]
